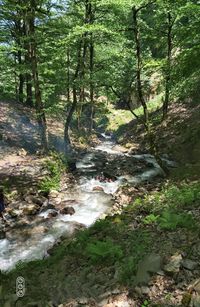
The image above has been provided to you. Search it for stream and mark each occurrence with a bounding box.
[0,135,171,272]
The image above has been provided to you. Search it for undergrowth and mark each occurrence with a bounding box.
[132,181,200,231]
[39,152,67,193]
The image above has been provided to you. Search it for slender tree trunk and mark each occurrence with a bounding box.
[14,54,18,99]
[64,86,77,151]
[163,12,173,120]
[23,17,33,106]
[132,7,149,132]
[89,34,94,131]
[28,0,48,151]
[67,48,70,103]
[15,17,25,103]
[77,35,87,130]
[132,5,168,175]
[17,50,24,103]
[64,41,82,150]
[26,73,33,106]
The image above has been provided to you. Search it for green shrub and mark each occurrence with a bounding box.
[39,152,66,193]
[158,210,195,230]
[86,240,123,264]
[143,214,159,225]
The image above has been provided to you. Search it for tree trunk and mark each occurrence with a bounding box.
[17,50,24,103]
[28,0,48,151]
[67,48,70,103]
[64,86,77,152]
[132,7,150,132]
[64,41,82,149]
[77,35,87,130]
[163,12,173,120]
[132,5,168,175]
[26,73,33,106]
[89,34,94,131]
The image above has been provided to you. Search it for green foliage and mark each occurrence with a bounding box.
[39,152,67,193]
[143,214,159,225]
[158,210,195,231]
[86,240,123,264]
[119,230,151,285]
[142,300,150,307]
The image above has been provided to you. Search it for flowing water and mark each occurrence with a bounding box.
[0,135,169,272]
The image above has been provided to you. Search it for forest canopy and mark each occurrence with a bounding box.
[0,0,199,150]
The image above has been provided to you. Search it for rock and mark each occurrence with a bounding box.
[135,286,150,295]
[189,279,200,294]
[8,209,19,218]
[31,196,47,206]
[164,253,182,274]
[68,160,77,172]
[31,225,48,235]
[60,207,75,215]
[47,211,58,218]
[0,231,5,239]
[24,195,34,204]
[182,259,198,271]
[135,253,162,285]
[40,202,55,212]
[191,294,200,307]
[93,186,104,192]
[17,148,27,156]
[192,243,200,257]
[49,190,59,198]
[23,204,40,215]
[140,286,150,295]
[49,197,62,206]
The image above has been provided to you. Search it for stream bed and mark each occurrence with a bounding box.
[0,135,170,272]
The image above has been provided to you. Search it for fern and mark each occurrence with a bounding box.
[158,210,195,230]
[86,240,123,264]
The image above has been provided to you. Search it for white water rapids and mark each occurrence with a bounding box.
[0,135,170,272]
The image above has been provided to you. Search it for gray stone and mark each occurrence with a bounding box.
[164,253,182,274]
[191,294,200,307]
[60,206,75,215]
[135,253,162,285]
[182,259,198,271]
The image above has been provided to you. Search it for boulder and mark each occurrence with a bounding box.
[47,211,58,218]
[0,231,5,239]
[164,253,182,274]
[23,204,40,215]
[40,202,56,212]
[8,209,19,218]
[49,190,59,198]
[17,148,27,157]
[60,207,75,215]
[93,186,104,192]
[182,259,198,271]
[135,253,162,285]
[31,196,47,206]
[30,225,48,235]
[68,160,77,172]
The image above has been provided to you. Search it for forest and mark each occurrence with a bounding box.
[0,0,200,306]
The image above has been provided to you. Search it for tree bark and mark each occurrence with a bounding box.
[132,5,168,175]
[89,33,94,131]
[64,41,82,150]
[17,50,24,103]
[132,6,149,127]
[28,0,48,151]
[163,12,173,120]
